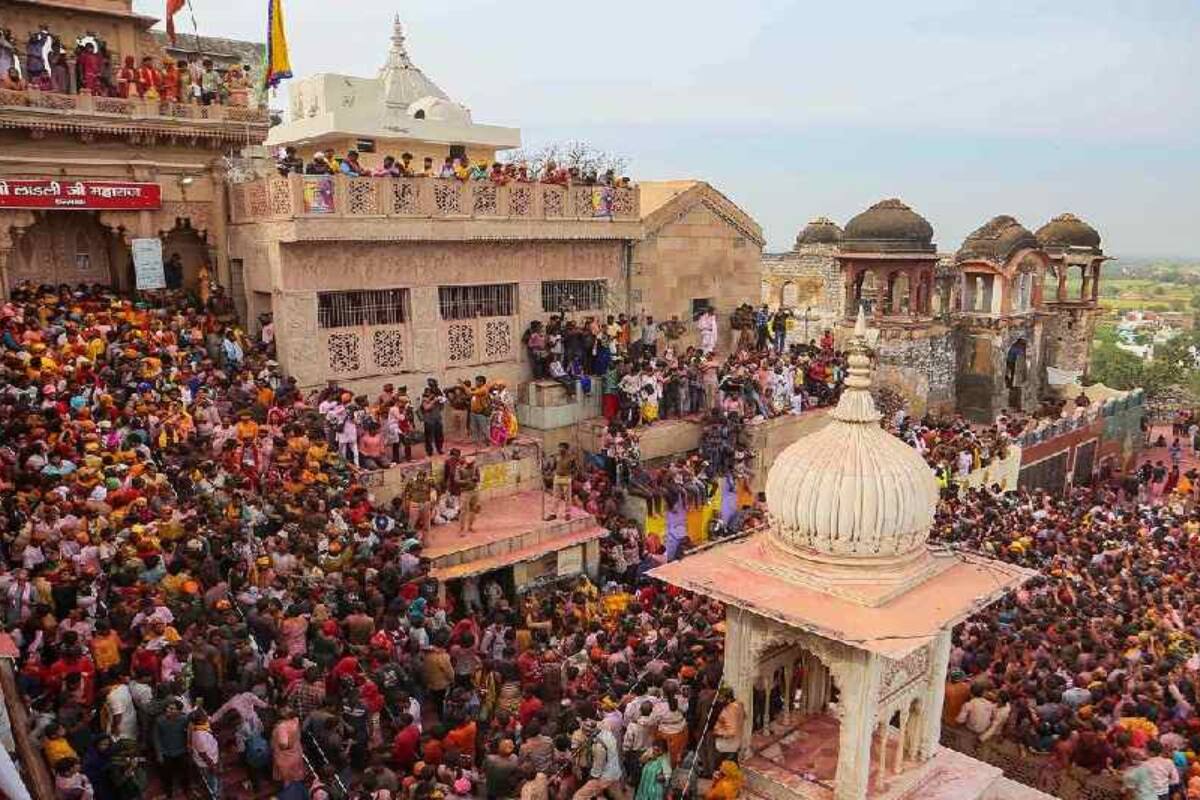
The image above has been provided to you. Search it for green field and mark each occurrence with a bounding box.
[1095,278,1192,312]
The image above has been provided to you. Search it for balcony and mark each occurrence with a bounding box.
[227,174,642,242]
[0,88,270,144]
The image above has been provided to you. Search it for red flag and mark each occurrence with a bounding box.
[165,0,186,44]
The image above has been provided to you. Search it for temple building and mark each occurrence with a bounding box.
[651,311,1047,800]
[0,0,269,297]
[761,200,1110,421]
[267,16,521,171]
[229,24,763,393]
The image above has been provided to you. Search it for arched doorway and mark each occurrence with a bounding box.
[5,212,126,291]
[781,281,798,309]
[160,221,212,293]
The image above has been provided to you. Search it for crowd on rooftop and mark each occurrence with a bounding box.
[275,147,632,190]
[0,24,255,106]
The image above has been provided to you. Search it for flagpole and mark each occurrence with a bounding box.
[186,0,201,57]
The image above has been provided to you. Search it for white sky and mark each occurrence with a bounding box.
[135,0,1200,257]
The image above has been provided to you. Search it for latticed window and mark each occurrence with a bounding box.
[438,284,517,320]
[317,289,411,329]
[541,280,607,313]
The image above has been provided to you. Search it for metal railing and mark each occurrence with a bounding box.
[229,173,641,224]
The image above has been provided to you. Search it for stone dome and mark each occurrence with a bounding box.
[407,96,472,125]
[841,198,936,254]
[795,216,843,248]
[956,215,1039,264]
[1035,213,1101,252]
[764,310,939,563]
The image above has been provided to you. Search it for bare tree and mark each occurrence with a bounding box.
[501,140,629,180]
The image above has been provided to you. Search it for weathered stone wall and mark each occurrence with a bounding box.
[954,316,1044,423]
[874,325,957,418]
[760,244,844,315]
[1041,306,1099,381]
[632,200,762,353]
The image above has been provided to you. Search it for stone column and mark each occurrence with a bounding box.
[722,607,758,756]
[1080,267,1091,302]
[916,631,952,761]
[833,651,881,800]
[897,707,911,770]
[1091,264,1101,302]
[908,269,919,318]
[1056,265,1067,302]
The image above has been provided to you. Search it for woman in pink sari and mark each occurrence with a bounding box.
[271,707,307,786]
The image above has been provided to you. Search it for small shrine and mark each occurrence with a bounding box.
[651,310,1044,800]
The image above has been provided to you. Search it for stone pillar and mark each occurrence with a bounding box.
[833,651,881,800]
[917,631,952,761]
[897,707,911,770]
[1056,265,1067,302]
[1080,268,1091,302]
[908,269,919,318]
[722,607,758,756]
[1091,264,1101,302]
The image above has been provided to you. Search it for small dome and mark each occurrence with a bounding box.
[795,216,842,247]
[956,215,1039,264]
[407,96,472,125]
[764,311,939,561]
[842,198,935,254]
[1035,213,1101,252]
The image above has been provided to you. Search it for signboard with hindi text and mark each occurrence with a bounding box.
[0,180,162,210]
[132,238,165,290]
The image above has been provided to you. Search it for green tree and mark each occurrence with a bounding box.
[1088,342,1145,391]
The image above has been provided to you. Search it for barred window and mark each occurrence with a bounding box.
[541,280,607,313]
[438,284,517,320]
[317,289,411,329]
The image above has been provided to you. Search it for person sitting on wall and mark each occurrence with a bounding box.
[419,156,435,177]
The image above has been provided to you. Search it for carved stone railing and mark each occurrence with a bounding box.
[0,88,269,126]
[229,174,641,224]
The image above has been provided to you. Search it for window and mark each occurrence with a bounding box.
[691,298,712,316]
[541,280,607,313]
[438,284,517,320]
[355,138,376,153]
[317,288,411,329]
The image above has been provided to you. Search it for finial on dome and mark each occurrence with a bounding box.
[829,306,880,424]
[389,14,411,65]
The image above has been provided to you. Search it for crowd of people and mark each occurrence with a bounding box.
[14,278,1200,800]
[936,471,1200,799]
[0,25,255,106]
[521,309,847,431]
[276,147,633,191]
[888,413,1013,482]
[0,283,761,800]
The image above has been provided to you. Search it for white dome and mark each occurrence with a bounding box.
[765,311,939,562]
[407,96,472,125]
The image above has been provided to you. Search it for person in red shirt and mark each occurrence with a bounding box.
[47,645,96,705]
[391,713,420,769]
[517,687,544,728]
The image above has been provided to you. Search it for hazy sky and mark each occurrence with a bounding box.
[136,0,1199,257]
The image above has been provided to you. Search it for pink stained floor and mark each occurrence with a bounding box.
[746,713,908,798]
[420,489,585,559]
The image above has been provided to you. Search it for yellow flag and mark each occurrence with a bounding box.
[265,0,292,89]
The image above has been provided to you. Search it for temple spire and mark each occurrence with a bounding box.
[386,14,413,68]
[829,306,881,423]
